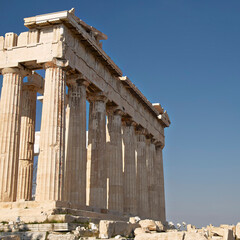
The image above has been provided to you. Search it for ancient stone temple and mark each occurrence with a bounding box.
[0,9,170,223]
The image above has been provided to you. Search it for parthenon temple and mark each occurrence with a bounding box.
[0,9,170,223]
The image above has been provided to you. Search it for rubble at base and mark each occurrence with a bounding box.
[0,218,240,240]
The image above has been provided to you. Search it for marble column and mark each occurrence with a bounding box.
[17,84,37,201]
[122,119,137,215]
[146,137,158,220]
[0,68,24,202]
[106,107,123,212]
[64,78,88,205]
[136,127,149,219]
[87,93,107,209]
[35,63,66,201]
[155,143,166,222]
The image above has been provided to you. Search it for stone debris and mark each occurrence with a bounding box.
[132,219,240,240]
[0,220,240,239]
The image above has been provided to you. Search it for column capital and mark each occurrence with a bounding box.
[23,72,44,92]
[67,73,89,88]
[88,92,107,103]
[122,117,137,127]
[155,141,164,149]
[106,104,125,116]
[135,125,148,136]
[44,59,68,69]
[1,67,30,77]
[150,137,157,145]
[145,134,154,144]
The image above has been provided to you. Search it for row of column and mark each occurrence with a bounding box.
[0,64,165,221]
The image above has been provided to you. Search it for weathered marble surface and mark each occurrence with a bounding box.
[0,9,170,222]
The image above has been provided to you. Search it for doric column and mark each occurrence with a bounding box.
[106,106,124,212]
[87,93,107,209]
[64,77,88,205]
[0,68,25,202]
[122,119,137,215]
[155,142,166,222]
[136,126,149,219]
[146,137,158,220]
[17,82,37,201]
[35,63,66,201]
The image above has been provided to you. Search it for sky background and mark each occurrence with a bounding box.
[0,0,240,228]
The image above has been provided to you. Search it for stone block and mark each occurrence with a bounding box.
[48,214,78,223]
[155,221,166,232]
[220,225,235,231]
[20,232,47,240]
[2,225,14,232]
[223,229,234,240]
[236,223,240,240]
[129,216,141,224]
[113,221,133,237]
[17,32,28,47]
[219,225,235,238]
[4,32,18,48]
[139,219,157,231]
[53,223,72,232]
[134,232,185,240]
[184,232,207,240]
[74,229,98,238]
[99,220,133,238]
[26,223,53,232]
[47,233,77,240]
[99,220,117,238]
[27,30,39,45]
[0,235,20,240]
[186,224,196,232]
[211,227,225,237]
[134,227,150,236]
[212,237,223,240]
[0,36,4,50]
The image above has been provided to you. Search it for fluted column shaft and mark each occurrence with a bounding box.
[136,129,149,219]
[106,108,123,212]
[87,94,107,209]
[155,144,166,222]
[64,80,87,205]
[35,64,66,201]
[147,139,158,219]
[17,85,37,201]
[0,68,24,202]
[122,120,137,215]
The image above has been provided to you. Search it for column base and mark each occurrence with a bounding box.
[0,201,130,223]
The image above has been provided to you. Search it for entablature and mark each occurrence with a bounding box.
[24,9,121,77]
[0,9,170,145]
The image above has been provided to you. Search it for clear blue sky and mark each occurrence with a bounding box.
[0,0,240,227]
